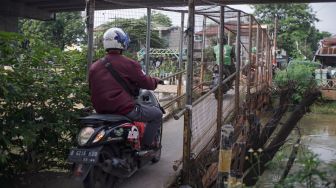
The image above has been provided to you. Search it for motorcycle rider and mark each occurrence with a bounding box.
[213,38,236,76]
[89,27,163,149]
[211,38,236,95]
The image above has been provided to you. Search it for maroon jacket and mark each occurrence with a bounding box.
[89,52,159,115]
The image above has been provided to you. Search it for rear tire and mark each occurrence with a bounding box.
[83,147,118,188]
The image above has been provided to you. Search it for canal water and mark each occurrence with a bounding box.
[299,113,336,163]
[258,112,336,187]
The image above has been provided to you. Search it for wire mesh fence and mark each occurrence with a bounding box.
[191,93,217,156]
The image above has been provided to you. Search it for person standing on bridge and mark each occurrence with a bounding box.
[89,27,164,149]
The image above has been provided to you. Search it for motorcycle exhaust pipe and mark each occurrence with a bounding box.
[101,158,137,178]
[103,158,129,170]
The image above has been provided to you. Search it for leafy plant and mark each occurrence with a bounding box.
[0,32,89,177]
[19,12,87,50]
[276,150,332,188]
[274,59,317,103]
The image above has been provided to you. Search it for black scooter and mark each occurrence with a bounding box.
[68,89,163,188]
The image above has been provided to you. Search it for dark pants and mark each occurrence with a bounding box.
[126,103,163,146]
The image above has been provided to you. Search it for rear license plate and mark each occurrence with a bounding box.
[68,148,100,164]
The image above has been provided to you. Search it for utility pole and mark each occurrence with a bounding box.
[86,0,95,81]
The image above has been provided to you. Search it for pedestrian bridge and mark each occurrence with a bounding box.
[5,1,276,187]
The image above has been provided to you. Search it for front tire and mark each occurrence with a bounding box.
[83,147,118,188]
[151,124,162,163]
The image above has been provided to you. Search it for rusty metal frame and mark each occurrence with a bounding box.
[182,0,195,183]
[145,8,151,75]
[256,25,260,92]
[86,0,95,80]
[216,5,225,141]
[247,15,252,113]
[200,15,207,93]
[234,11,241,117]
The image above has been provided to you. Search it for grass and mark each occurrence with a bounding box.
[311,101,336,114]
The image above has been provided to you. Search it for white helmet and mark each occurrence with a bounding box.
[103,27,130,51]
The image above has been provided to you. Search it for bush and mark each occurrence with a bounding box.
[274,60,317,103]
[0,32,90,177]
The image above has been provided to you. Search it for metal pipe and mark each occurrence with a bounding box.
[194,73,236,106]
[267,34,270,85]
[186,9,194,106]
[179,13,185,69]
[217,6,225,141]
[261,30,264,85]
[177,13,186,108]
[177,73,183,108]
[145,8,151,75]
[255,25,260,91]
[274,15,278,70]
[200,15,207,92]
[269,41,272,85]
[201,16,206,63]
[247,15,252,113]
[234,11,241,117]
[86,0,95,80]
[161,70,186,80]
[228,31,231,45]
[174,108,187,120]
[182,0,195,184]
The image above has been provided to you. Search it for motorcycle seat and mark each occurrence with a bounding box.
[80,114,132,124]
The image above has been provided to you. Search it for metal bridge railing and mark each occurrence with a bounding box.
[154,70,186,118]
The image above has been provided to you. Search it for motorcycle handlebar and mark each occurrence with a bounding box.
[158,80,165,85]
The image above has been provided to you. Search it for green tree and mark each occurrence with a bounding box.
[143,12,173,27]
[252,4,330,59]
[95,14,171,53]
[19,12,86,50]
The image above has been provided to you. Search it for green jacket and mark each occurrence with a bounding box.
[213,44,233,65]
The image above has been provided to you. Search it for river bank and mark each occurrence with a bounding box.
[258,107,336,187]
[311,101,336,114]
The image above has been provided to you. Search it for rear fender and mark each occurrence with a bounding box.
[72,163,94,181]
